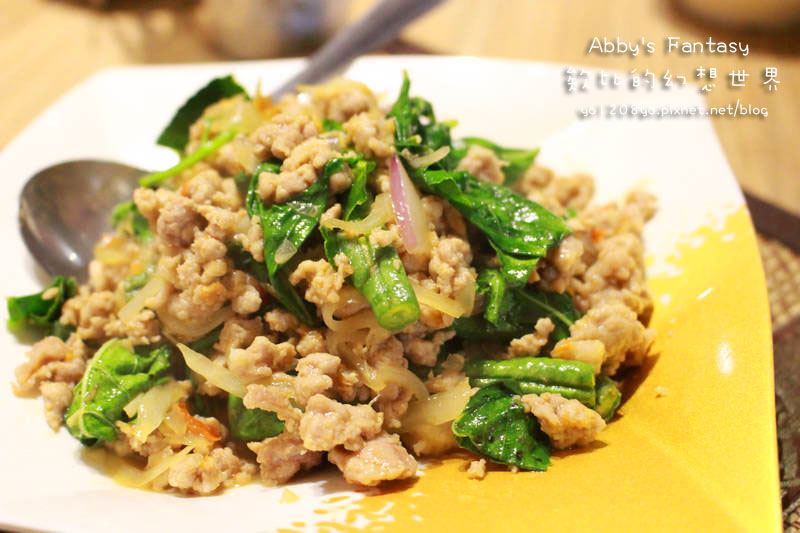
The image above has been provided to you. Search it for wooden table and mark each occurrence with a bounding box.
[1,0,798,215]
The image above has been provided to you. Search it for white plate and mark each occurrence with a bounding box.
[0,56,762,533]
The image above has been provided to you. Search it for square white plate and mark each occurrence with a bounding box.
[0,56,779,532]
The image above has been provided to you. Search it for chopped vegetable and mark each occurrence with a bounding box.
[389,72,568,284]
[454,270,580,342]
[227,394,284,441]
[418,168,570,258]
[342,159,376,221]
[64,341,172,446]
[140,129,236,188]
[177,343,247,398]
[175,402,221,442]
[321,118,343,132]
[123,379,189,443]
[118,275,166,323]
[452,137,539,185]
[7,276,76,333]
[157,74,247,152]
[323,232,420,331]
[323,193,393,236]
[401,377,471,429]
[159,305,233,342]
[452,383,550,471]
[465,357,596,408]
[123,265,155,301]
[187,323,223,354]
[595,374,622,420]
[245,158,369,325]
[111,201,152,242]
[389,154,432,255]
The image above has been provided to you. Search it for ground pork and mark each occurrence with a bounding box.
[250,111,318,161]
[228,336,297,382]
[40,382,73,430]
[227,270,263,315]
[13,336,85,396]
[515,165,594,215]
[455,144,507,185]
[289,256,353,307]
[299,394,382,451]
[507,318,555,358]
[295,329,327,356]
[539,235,586,294]
[569,302,655,376]
[401,330,456,367]
[60,288,118,340]
[158,233,231,325]
[293,353,340,405]
[264,308,300,334]
[167,446,256,495]
[104,309,161,345]
[178,168,242,211]
[214,317,262,355]
[308,80,376,123]
[343,111,395,159]
[244,380,301,429]
[210,134,259,178]
[236,215,264,262]
[328,432,417,486]
[258,138,341,204]
[247,433,322,485]
[521,393,605,449]
[466,459,487,480]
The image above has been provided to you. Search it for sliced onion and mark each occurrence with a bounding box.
[93,234,130,265]
[410,280,469,318]
[322,305,381,332]
[203,94,263,137]
[375,365,429,400]
[177,343,247,397]
[123,380,189,443]
[118,275,167,323]
[551,339,605,375]
[133,445,195,487]
[322,193,393,236]
[454,279,477,317]
[406,146,450,169]
[401,377,471,430]
[159,305,233,342]
[389,155,431,255]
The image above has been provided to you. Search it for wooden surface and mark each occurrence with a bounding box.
[1,0,798,215]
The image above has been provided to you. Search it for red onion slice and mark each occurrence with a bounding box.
[389,154,431,255]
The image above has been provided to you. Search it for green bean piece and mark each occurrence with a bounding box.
[464,357,595,391]
[468,377,596,407]
[594,374,622,420]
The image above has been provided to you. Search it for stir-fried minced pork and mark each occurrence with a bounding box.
[11,74,657,493]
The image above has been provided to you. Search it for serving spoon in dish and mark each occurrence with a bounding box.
[19,0,442,283]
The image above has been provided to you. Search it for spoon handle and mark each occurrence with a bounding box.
[269,0,444,99]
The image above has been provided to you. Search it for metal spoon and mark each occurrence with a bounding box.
[19,0,443,282]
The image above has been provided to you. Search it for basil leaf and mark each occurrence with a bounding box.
[452,383,550,471]
[111,201,152,242]
[7,276,77,332]
[228,394,284,441]
[455,270,580,343]
[157,75,247,152]
[420,168,569,258]
[64,341,172,446]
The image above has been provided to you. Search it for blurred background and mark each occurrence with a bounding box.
[2,0,800,527]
